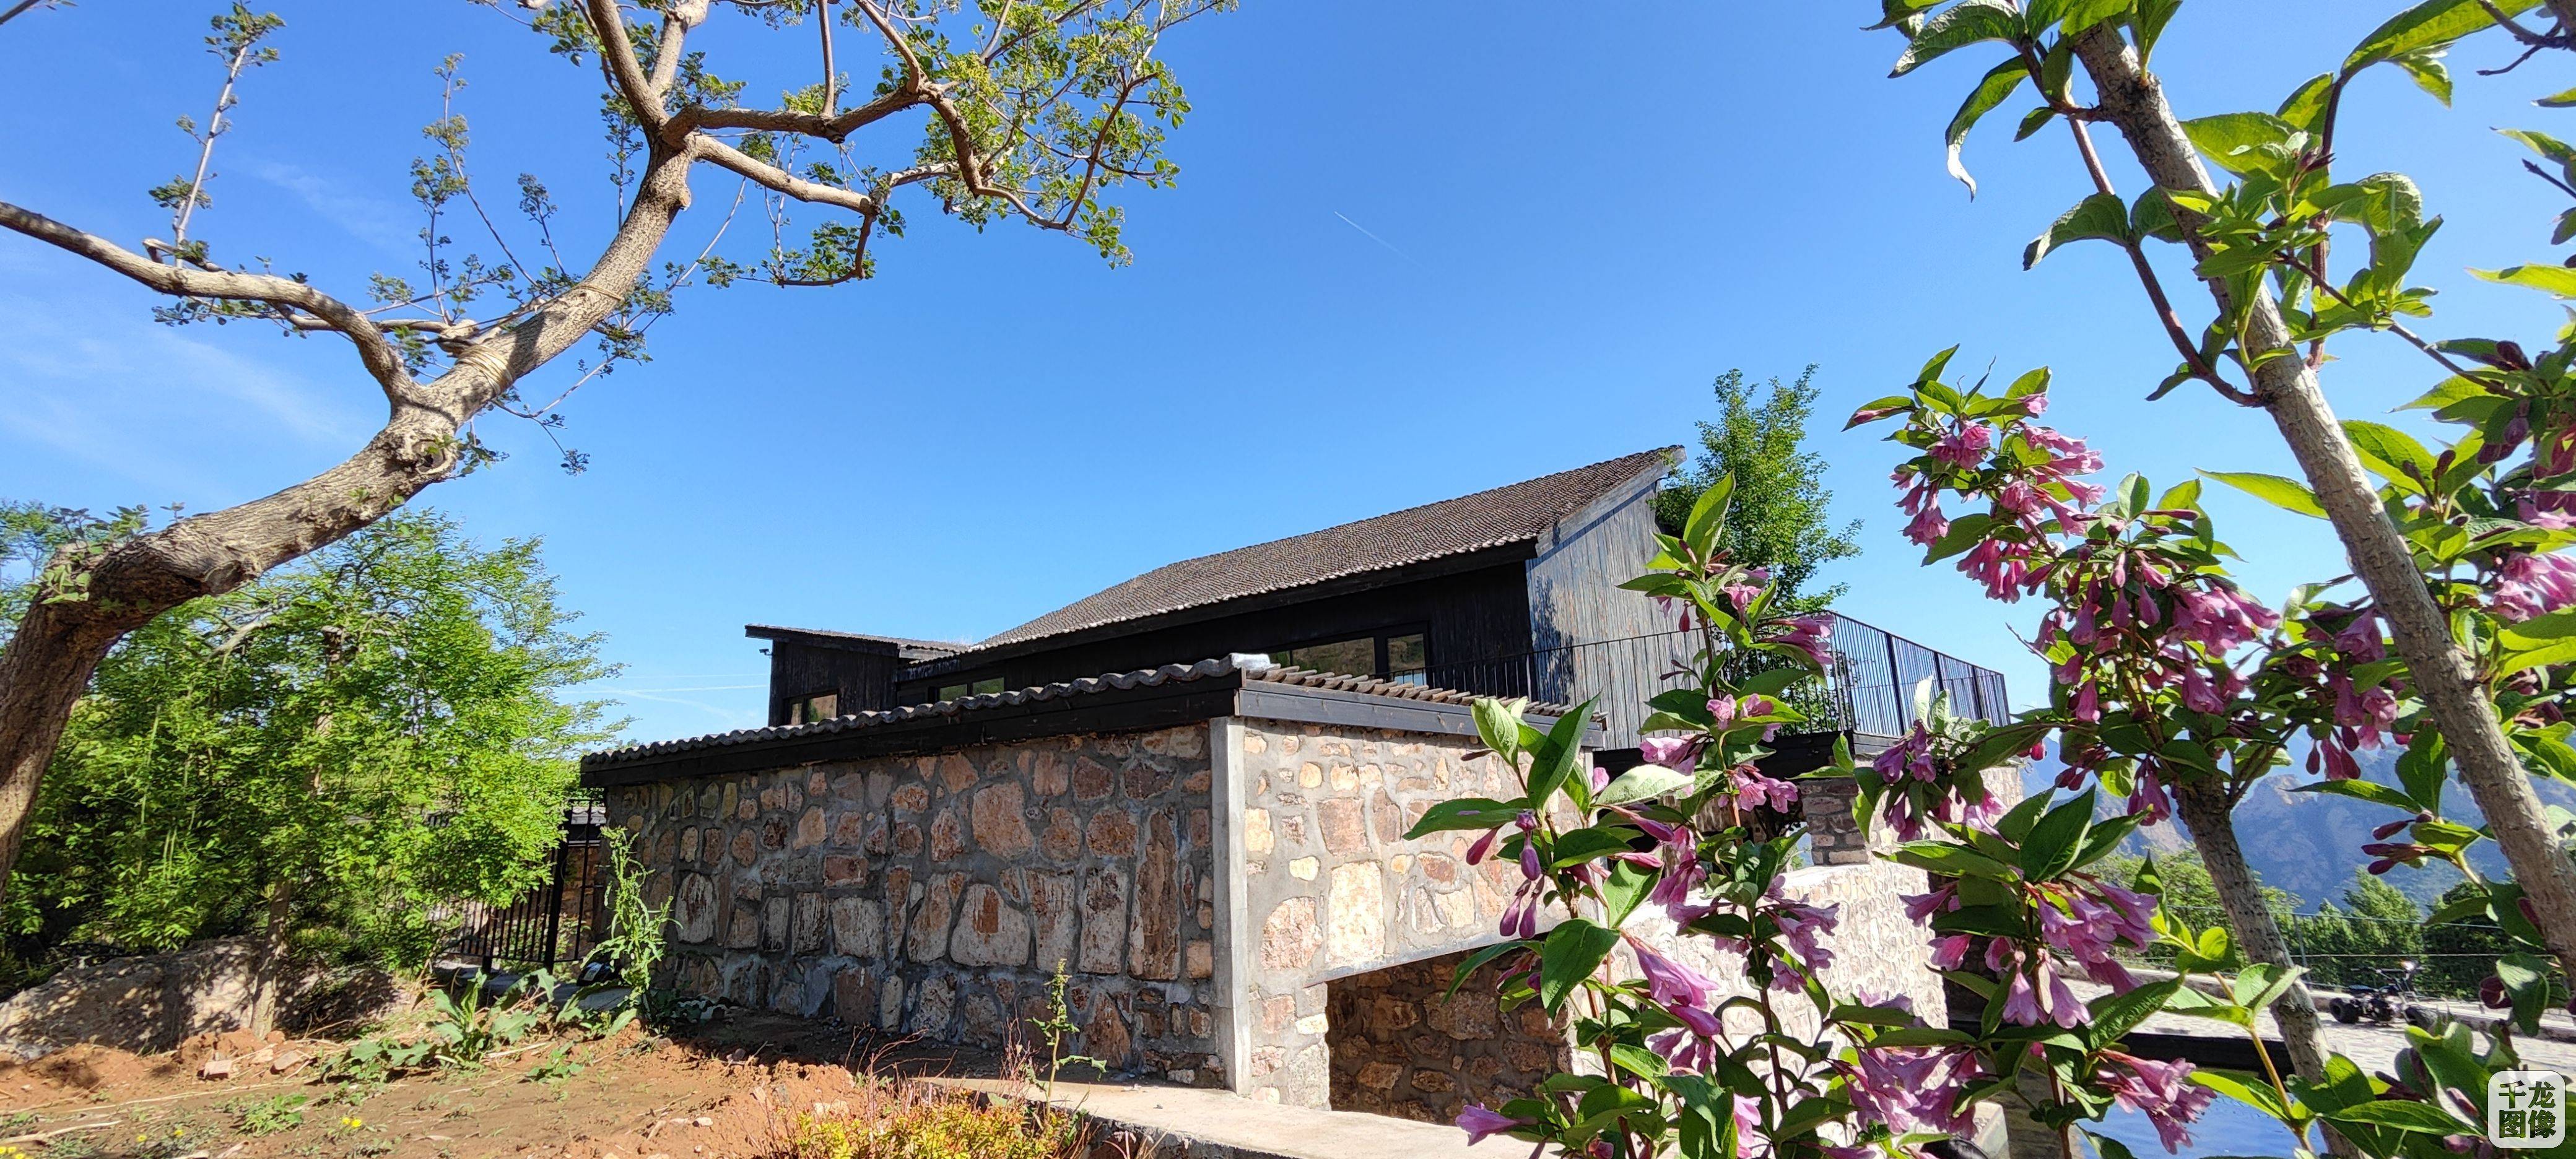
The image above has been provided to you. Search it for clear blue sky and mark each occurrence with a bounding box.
[6,1,2572,743]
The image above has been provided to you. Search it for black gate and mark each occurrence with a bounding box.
[446,795,609,969]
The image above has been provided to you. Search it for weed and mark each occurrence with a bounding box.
[0,1111,32,1133]
[524,1043,586,1085]
[48,1137,95,1159]
[236,1094,311,1136]
[781,1094,1086,1159]
[1018,960,1102,1101]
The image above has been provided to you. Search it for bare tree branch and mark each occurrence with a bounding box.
[0,201,416,402]
[687,135,879,215]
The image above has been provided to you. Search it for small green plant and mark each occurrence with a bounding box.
[580,827,671,1027]
[423,975,539,1069]
[523,1043,585,1085]
[235,1094,310,1136]
[1019,960,1103,1103]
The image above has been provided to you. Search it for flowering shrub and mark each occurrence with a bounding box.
[1429,466,2554,1158]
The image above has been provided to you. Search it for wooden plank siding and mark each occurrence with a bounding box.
[1522,471,1673,747]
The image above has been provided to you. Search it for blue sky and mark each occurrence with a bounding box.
[6,1,2574,743]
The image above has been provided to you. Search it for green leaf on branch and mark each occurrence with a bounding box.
[2323,1100,2479,1135]
[2202,471,2329,518]
[1683,474,1734,557]
[1473,698,1526,763]
[2476,264,2576,297]
[1405,797,1524,839]
[2345,0,2541,76]
[2017,790,2095,880]
[1891,0,2026,78]
[1538,919,1621,1013]
[2180,112,2300,177]
[1891,842,2017,882]
[2025,192,2134,268]
[1595,765,1692,809]
[2343,420,2437,493]
[1948,58,2031,196]
[1525,696,1598,808]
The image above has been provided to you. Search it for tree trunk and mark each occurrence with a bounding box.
[247,875,295,1039]
[2174,783,2357,1158]
[2072,28,2576,994]
[0,597,161,908]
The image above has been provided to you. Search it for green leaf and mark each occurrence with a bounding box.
[1891,841,2017,882]
[2391,48,2453,105]
[1947,58,2032,196]
[2498,952,2551,1034]
[2180,112,2299,177]
[2193,1069,2294,1119]
[1538,919,1621,1013]
[2201,471,2329,518]
[2024,192,2133,269]
[1917,344,1961,386]
[1473,698,1525,763]
[2277,74,2336,131]
[2130,0,2180,62]
[1892,0,2026,77]
[1595,765,1692,809]
[2087,978,2183,1046]
[2346,0,2541,74]
[2018,790,2095,880]
[2476,264,2576,297]
[1445,941,1527,1000]
[1683,474,1734,557]
[1525,696,1599,808]
[1404,797,1524,839]
[2322,1100,2478,1135]
[1551,826,1635,868]
[1601,859,1656,927]
[2343,419,2437,492]
[2543,85,2576,108]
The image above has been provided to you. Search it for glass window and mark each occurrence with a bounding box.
[972,677,1006,695]
[936,678,1007,700]
[788,692,839,725]
[1388,633,1427,685]
[936,683,968,701]
[1277,637,1376,677]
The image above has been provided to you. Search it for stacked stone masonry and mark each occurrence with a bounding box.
[603,725,1225,1087]
[599,709,1980,1121]
[1325,948,1573,1124]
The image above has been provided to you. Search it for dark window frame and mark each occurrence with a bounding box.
[1264,623,1433,682]
[786,690,841,726]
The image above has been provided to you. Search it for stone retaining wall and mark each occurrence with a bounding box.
[1325,948,1571,1124]
[604,725,1225,1085]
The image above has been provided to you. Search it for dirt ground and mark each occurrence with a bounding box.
[0,1009,1034,1159]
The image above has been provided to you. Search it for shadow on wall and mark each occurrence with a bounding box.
[0,939,414,1061]
[1325,947,1572,1124]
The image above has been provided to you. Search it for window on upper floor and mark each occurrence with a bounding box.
[787,692,840,725]
[1271,630,1430,684]
[935,677,1007,700]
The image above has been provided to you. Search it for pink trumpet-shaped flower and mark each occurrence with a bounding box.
[1455,1105,1527,1145]
[1730,766,1799,813]
[1931,422,1995,467]
[2099,1052,2216,1153]
[1631,938,1724,1010]
[1638,734,1702,772]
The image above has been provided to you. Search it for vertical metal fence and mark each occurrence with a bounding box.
[1417,614,2009,747]
[445,795,609,970]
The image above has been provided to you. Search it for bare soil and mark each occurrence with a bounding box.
[0,1009,1024,1159]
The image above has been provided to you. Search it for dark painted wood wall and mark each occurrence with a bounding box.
[763,638,906,726]
[887,561,1533,706]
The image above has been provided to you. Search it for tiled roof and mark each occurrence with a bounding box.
[581,656,1576,771]
[968,448,1679,653]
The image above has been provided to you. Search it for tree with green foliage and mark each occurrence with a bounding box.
[2,506,614,1030]
[1653,367,1861,612]
[0,0,1238,908]
[2289,872,2429,992]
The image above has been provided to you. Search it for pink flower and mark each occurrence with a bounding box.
[1632,939,1723,1010]
[1930,934,1973,968]
[1464,827,1500,865]
[2178,666,2222,713]
[1902,883,1958,924]
[2170,584,2279,654]
[1845,1045,1983,1136]
[1931,422,1995,467]
[1770,888,1840,974]
[1768,614,1835,669]
[1730,766,1799,813]
[1638,734,1702,772]
[2017,393,2050,416]
[1960,539,2031,602]
[2099,1052,2216,1153]
[1904,503,1950,546]
[1707,696,1738,728]
[2494,551,2576,621]
[2000,955,2087,1028]
[1455,1105,1526,1145]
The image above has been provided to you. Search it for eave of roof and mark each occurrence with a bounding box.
[580,657,1586,784]
[745,623,966,661]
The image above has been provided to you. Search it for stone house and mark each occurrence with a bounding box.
[585,658,1965,1121]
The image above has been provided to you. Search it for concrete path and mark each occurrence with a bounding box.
[2069,978,2576,1077]
[933,1077,1528,1159]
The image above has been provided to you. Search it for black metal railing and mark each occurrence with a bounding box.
[445,796,609,969]
[1416,614,2009,747]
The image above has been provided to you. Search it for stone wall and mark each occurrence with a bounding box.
[604,725,1225,1085]
[1222,720,1539,1107]
[1325,948,1571,1124]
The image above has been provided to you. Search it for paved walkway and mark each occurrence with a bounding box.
[2071,978,2576,1077]
[932,1077,1526,1159]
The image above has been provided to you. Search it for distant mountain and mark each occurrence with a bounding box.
[2012,742,2561,909]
